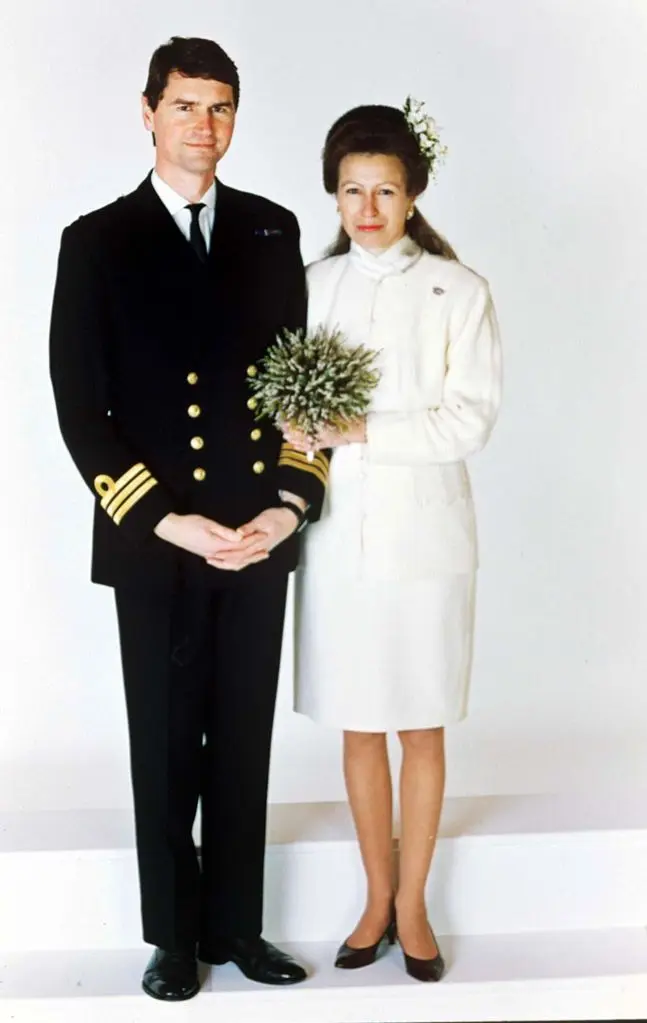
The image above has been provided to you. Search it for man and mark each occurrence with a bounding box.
[49,36,329,1002]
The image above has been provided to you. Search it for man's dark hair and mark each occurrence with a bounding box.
[143,36,240,110]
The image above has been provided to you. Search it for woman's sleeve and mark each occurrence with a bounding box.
[365,276,502,465]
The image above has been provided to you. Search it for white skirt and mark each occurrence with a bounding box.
[293,566,476,733]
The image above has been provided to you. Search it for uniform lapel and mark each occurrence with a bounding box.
[126,174,199,277]
[206,180,249,320]
[116,176,217,366]
[207,180,242,276]
[191,180,245,365]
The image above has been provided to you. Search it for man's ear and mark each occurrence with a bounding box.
[141,95,156,147]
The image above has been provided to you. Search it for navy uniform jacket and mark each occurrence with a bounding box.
[49,174,329,589]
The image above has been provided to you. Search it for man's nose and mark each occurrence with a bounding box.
[193,112,213,134]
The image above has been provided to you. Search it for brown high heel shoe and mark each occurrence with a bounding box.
[334,909,397,969]
[398,922,446,982]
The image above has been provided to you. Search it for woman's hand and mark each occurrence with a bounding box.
[282,418,367,453]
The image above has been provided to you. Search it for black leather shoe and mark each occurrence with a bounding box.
[199,937,307,985]
[142,947,200,1001]
[400,926,446,982]
[335,913,397,969]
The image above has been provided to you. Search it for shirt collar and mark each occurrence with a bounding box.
[151,170,217,216]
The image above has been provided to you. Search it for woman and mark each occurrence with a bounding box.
[284,102,502,981]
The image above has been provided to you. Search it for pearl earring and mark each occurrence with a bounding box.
[406,207,415,220]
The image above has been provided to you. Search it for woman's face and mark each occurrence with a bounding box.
[336,152,413,252]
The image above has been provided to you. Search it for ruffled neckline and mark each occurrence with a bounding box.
[349,234,422,280]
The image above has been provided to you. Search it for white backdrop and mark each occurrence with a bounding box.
[1,0,646,812]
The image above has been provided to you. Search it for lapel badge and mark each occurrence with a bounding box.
[433,286,445,295]
[255,227,283,237]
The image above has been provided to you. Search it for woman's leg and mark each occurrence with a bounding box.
[395,727,446,958]
[342,730,395,946]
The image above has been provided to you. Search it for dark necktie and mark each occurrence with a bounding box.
[186,202,208,263]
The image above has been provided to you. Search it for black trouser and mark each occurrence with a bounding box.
[114,573,289,953]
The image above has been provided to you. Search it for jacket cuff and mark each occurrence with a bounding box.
[276,443,330,522]
[93,462,176,542]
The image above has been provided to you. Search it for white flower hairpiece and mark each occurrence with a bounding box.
[402,96,447,179]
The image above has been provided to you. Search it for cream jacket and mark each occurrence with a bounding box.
[305,241,502,578]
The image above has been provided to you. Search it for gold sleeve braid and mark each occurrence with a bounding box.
[94,463,159,525]
[277,443,330,487]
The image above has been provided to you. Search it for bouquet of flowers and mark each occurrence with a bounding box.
[248,325,381,458]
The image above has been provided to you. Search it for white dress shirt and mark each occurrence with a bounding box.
[151,170,216,252]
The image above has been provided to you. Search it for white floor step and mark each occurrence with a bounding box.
[1,928,646,1022]
[1,793,647,949]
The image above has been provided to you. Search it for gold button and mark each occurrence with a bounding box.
[252,461,265,475]
[250,428,262,441]
[246,397,258,411]
[188,404,201,418]
[187,372,199,385]
[247,365,258,377]
[190,436,204,450]
[193,467,206,481]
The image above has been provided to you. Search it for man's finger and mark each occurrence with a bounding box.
[235,523,257,538]
[211,538,269,559]
[206,538,245,554]
[207,551,269,570]
[207,531,265,557]
[232,530,267,551]
[215,541,269,564]
[236,521,266,539]
[241,538,271,558]
[206,558,238,571]
[243,552,270,566]
[208,522,243,544]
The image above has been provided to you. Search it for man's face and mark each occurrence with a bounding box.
[142,72,236,176]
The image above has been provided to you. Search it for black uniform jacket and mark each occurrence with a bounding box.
[49,174,329,589]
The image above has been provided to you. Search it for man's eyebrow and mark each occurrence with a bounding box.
[170,98,234,109]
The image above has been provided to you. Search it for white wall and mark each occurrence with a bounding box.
[1,0,646,812]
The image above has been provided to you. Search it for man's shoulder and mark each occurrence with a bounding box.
[220,183,298,232]
[62,178,301,244]
[62,182,144,242]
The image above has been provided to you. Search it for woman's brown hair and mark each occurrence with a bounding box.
[322,104,457,260]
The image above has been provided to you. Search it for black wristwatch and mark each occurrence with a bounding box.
[279,498,308,534]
